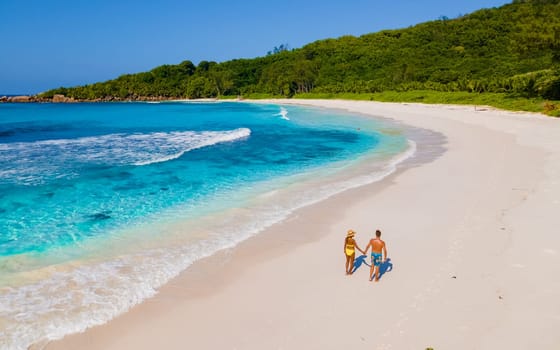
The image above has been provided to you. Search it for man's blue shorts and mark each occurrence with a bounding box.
[371,253,382,267]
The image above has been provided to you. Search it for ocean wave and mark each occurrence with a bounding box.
[275,107,290,120]
[0,139,418,349]
[0,128,251,184]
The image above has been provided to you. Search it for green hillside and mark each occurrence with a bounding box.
[41,0,560,113]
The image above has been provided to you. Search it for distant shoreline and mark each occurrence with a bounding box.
[2,93,557,118]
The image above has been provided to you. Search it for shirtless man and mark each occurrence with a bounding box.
[363,229,387,282]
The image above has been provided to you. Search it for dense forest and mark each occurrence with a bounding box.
[40,0,560,102]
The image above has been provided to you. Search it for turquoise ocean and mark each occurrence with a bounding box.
[0,102,415,348]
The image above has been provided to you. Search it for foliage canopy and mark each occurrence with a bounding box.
[41,0,560,102]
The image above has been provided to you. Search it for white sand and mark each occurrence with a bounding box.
[45,100,560,350]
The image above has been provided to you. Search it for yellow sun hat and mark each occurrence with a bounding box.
[347,229,356,237]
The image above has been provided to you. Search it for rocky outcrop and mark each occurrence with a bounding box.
[0,94,182,103]
[8,95,31,102]
[1,95,45,103]
[52,94,65,102]
[52,94,76,103]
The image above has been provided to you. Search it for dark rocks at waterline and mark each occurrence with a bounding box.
[1,95,51,103]
[7,95,32,102]
[51,94,76,103]
[0,94,187,103]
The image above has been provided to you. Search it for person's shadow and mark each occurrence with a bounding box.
[352,254,370,273]
[378,258,393,280]
[352,256,394,279]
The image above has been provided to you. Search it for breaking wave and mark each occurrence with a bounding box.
[0,128,251,185]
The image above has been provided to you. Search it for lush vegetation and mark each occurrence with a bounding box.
[296,91,559,115]
[41,0,560,114]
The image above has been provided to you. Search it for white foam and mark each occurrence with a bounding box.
[0,128,251,184]
[130,128,251,166]
[0,139,418,349]
[275,107,290,120]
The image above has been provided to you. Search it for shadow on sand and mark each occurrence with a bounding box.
[352,254,370,273]
[378,258,393,280]
[352,256,394,280]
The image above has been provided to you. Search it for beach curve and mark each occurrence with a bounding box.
[44,99,560,350]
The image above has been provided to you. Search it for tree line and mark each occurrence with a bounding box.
[40,0,560,101]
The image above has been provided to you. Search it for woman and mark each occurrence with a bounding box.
[343,229,364,275]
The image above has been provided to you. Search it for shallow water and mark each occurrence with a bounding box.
[0,101,414,349]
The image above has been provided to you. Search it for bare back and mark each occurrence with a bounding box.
[370,238,385,253]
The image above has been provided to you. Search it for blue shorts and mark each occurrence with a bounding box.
[371,253,382,267]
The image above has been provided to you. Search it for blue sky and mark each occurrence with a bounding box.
[0,0,511,94]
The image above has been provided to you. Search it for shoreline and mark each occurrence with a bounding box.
[45,100,560,350]
[3,99,421,349]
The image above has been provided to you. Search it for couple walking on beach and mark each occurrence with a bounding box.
[344,229,387,281]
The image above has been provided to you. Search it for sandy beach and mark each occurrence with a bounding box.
[44,100,560,350]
